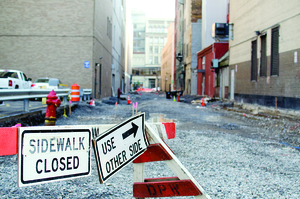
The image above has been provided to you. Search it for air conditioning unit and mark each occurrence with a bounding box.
[212,23,229,39]
[211,59,219,68]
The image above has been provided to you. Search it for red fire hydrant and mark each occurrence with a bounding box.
[45,90,61,126]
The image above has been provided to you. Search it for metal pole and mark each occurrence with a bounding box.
[24,99,29,112]
[94,64,97,99]
[99,63,101,97]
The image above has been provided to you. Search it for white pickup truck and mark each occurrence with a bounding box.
[0,69,32,89]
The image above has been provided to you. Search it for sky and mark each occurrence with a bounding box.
[129,0,175,19]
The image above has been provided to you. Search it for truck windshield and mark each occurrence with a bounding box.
[49,79,59,86]
[0,72,18,79]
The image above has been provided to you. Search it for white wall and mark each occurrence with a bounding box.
[202,0,229,49]
[112,0,124,95]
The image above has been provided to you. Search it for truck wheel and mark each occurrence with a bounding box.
[15,85,19,89]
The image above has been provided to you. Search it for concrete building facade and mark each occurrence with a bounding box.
[124,2,133,93]
[175,0,202,94]
[229,0,300,109]
[111,0,126,96]
[0,0,131,99]
[161,23,175,92]
[191,20,202,95]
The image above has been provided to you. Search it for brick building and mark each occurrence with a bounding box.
[229,0,300,109]
[197,43,228,97]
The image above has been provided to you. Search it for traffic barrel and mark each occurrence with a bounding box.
[71,84,80,102]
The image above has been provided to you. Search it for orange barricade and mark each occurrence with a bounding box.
[71,84,80,102]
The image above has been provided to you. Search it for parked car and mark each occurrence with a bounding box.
[0,69,32,89]
[31,78,67,90]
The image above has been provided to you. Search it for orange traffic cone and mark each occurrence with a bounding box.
[127,95,131,104]
[202,97,206,107]
[90,99,95,106]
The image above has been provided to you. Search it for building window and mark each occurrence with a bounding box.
[251,40,257,81]
[149,37,153,43]
[149,46,153,53]
[149,79,155,88]
[260,34,267,77]
[160,46,163,53]
[202,57,205,69]
[186,44,189,56]
[107,17,112,40]
[149,27,152,32]
[154,37,158,43]
[149,56,153,64]
[162,27,164,33]
[154,46,158,53]
[154,57,158,64]
[271,27,279,76]
[134,24,137,29]
[160,37,164,43]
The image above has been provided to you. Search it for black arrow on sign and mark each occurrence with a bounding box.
[122,122,139,140]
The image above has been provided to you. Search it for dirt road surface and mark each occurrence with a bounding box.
[1,92,299,198]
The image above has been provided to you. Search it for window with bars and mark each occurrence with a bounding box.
[271,27,279,76]
[260,34,267,77]
[251,40,257,81]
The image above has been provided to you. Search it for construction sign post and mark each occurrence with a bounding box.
[18,127,91,187]
[132,123,212,199]
[93,113,148,183]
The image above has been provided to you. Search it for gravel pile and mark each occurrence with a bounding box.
[1,92,300,198]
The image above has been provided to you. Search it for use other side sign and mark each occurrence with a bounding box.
[93,113,148,183]
[18,127,91,187]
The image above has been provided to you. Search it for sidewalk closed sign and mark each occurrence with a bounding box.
[93,113,148,183]
[18,127,91,187]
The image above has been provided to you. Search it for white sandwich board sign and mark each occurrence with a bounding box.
[93,113,148,183]
[18,127,91,187]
